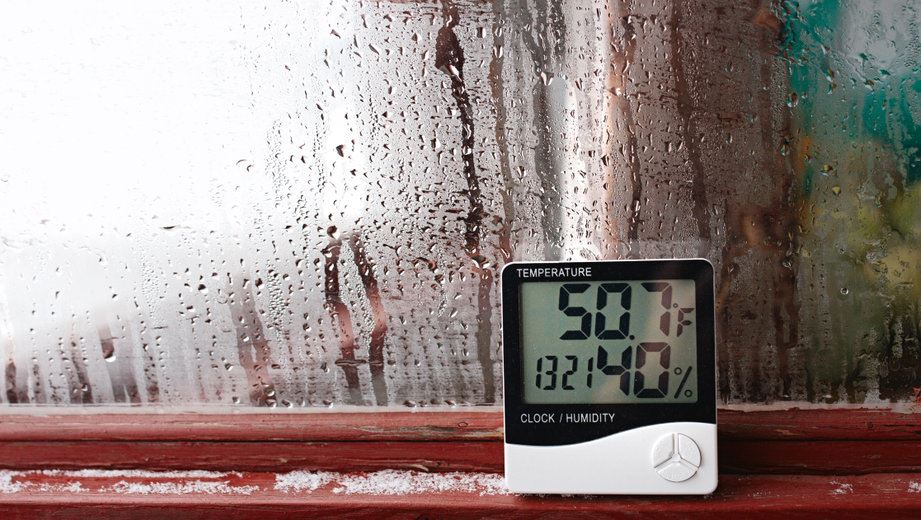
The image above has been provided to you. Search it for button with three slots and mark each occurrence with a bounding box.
[652,433,701,482]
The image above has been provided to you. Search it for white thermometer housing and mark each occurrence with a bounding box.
[502,259,718,495]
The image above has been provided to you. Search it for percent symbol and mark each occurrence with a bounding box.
[674,366,693,399]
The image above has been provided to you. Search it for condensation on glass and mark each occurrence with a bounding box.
[0,0,918,408]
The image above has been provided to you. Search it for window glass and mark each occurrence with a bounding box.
[1,1,918,407]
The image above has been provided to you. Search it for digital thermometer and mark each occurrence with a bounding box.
[501,259,717,495]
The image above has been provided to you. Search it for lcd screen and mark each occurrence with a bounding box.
[520,280,698,404]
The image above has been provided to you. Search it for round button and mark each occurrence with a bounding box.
[652,433,701,482]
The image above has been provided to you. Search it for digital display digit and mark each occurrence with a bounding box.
[521,279,698,404]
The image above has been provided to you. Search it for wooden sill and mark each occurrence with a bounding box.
[1,471,920,518]
[0,407,917,474]
[0,407,918,517]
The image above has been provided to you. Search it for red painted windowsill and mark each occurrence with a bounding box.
[0,471,920,519]
[0,407,918,517]
[0,407,918,474]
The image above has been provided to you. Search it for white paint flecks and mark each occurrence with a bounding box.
[830,481,853,495]
[0,470,252,495]
[273,470,508,496]
[274,471,337,492]
[37,481,86,493]
[331,470,508,496]
[107,480,258,496]
[0,471,85,494]
[908,481,921,493]
[0,469,509,497]
[0,472,25,494]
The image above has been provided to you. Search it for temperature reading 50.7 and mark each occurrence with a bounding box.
[557,282,692,341]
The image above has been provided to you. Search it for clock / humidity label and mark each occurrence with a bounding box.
[502,259,718,495]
